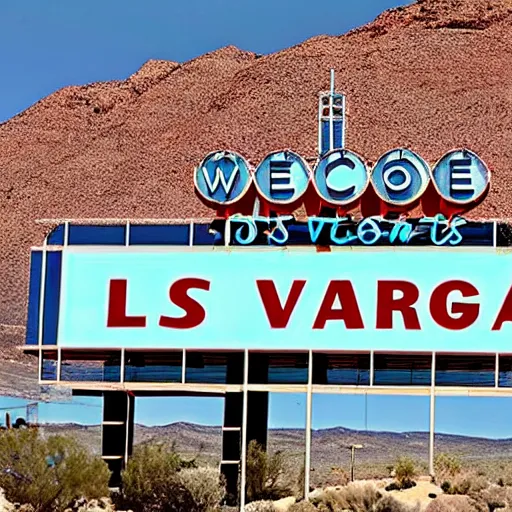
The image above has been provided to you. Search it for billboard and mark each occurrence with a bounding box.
[55,246,512,352]
[26,77,499,356]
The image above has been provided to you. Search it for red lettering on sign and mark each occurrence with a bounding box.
[107,279,146,328]
[313,280,364,329]
[430,280,479,330]
[376,280,420,330]
[492,285,512,330]
[257,280,306,328]
[159,278,210,329]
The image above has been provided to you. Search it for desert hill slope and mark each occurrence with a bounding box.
[36,421,512,483]
[1,0,512,368]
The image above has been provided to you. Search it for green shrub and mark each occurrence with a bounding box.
[119,442,182,512]
[246,440,292,502]
[0,429,110,512]
[118,442,225,512]
[394,457,416,487]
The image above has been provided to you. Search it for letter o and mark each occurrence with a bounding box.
[383,166,412,192]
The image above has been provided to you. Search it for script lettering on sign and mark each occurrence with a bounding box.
[227,214,492,247]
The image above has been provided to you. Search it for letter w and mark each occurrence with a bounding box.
[202,165,239,194]
[257,280,306,328]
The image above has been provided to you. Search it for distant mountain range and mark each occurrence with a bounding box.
[37,421,512,485]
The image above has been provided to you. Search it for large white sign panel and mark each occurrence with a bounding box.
[57,247,512,352]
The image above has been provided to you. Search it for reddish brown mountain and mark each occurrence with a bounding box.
[1,0,512,363]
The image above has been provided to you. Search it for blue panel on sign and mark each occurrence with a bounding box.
[26,251,43,345]
[129,224,189,245]
[321,121,330,155]
[42,251,62,345]
[47,225,65,245]
[68,225,126,245]
[333,120,343,148]
[194,223,224,245]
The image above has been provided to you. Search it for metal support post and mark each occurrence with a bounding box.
[495,353,500,388]
[329,69,334,151]
[57,348,62,382]
[304,350,313,499]
[240,349,249,511]
[370,350,374,386]
[120,348,125,384]
[429,352,436,477]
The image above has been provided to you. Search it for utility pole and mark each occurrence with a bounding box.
[349,444,363,482]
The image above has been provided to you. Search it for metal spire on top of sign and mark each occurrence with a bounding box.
[318,69,346,157]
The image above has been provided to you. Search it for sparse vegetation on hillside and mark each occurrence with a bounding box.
[0,429,110,512]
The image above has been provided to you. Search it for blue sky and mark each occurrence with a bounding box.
[0,0,409,122]
[2,394,512,439]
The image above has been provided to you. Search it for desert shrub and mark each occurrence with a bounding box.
[425,494,486,512]
[118,442,182,512]
[386,479,417,491]
[375,495,420,512]
[434,453,462,482]
[440,481,451,493]
[473,485,512,512]
[179,467,225,511]
[328,466,349,487]
[495,463,512,487]
[296,464,306,497]
[312,483,381,512]
[312,484,420,512]
[444,470,488,496]
[394,457,416,488]
[118,442,225,512]
[246,441,292,503]
[289,500,317,512]
[244,500,276,512]
[0,428,110,512]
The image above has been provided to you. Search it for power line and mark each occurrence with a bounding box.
[0,401,101,411]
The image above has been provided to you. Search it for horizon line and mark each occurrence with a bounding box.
[32,421,512,442]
